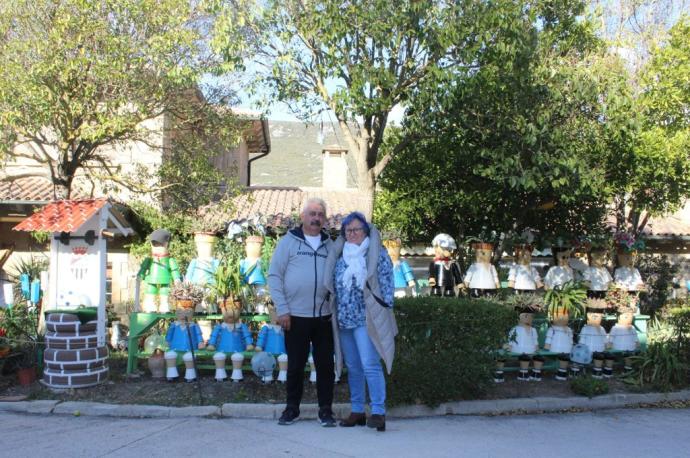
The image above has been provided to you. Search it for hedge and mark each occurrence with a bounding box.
[387,296,515,407]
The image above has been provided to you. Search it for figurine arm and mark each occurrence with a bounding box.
[207,326,219,351]
[463,265,473,288]
[165,323,175,345]
[137,258,152,279]
[242,324,254,351]
[184,259,196,283]
[194,325,205,349]
[169,258,182,283]
[491,265,500,289]
[533,267,544,289]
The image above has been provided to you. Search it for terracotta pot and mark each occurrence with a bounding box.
[177,299,194,310]
[17,367,37,386]
[147,353,166,379]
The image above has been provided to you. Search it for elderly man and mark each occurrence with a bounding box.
[268,197,337,427]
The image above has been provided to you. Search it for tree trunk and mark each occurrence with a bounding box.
[52,177,72,200]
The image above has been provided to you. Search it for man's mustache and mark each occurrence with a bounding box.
[310,220,321,225]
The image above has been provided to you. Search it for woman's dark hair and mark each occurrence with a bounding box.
[340,211,370,238]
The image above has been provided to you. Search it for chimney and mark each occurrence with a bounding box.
[321,145,348,189]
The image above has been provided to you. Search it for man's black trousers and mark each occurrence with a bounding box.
[285,315,335,411]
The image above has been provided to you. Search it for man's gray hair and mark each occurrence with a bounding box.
[302,197,327,215]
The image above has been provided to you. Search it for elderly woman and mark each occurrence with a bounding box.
[324,211,397,432]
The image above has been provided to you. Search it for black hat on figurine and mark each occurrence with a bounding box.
[149,229,171,244]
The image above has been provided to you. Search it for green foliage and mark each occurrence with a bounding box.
[0,0,240,200]
[387,297,515,407]
[637,253,679,317]
[544,281,587,319]
[570,376,609,398]
[625,339,688,392]
[207,240,244,305]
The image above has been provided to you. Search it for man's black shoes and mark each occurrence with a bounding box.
[278,408,300,425]
[318,407,337,427]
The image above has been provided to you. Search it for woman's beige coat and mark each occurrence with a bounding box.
[324,224,399,374]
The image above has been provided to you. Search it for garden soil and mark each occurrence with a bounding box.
[0,351,637,407]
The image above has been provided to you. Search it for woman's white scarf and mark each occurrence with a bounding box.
[342,237,370,292]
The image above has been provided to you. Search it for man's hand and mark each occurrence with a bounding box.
[277,313,291,332]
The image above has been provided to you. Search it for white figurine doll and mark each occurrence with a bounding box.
[607,303,639,375]
[428,234,462,297]
[582,248,612,299]
[255,307,287,383]
[544,247,574,290]
[614,249,645,294]
[543,308,574,381]
[206,307,254,382]
[507,307,541,381]
[384,238,417,298]
[164,308,205,382]
[578,299,608,379]
[464,242,500,298]
[508,244,543,292]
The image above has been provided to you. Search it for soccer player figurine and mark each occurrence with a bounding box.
[428,234,462,297]
[240,235,268,313]
[506,306,542,381]
[383,238,416,298]
[578,299,608,379]
[607,303,640,375]
[164,308,205,382]
[464,242,500,298]
[206,307,254,382]
[508,244,543,292]
[544,246,575,290]
[255,306,288,383]
[582,248,612,299]
[544,308,574,381]
[138,229,181,313]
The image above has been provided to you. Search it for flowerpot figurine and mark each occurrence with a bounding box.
[240,235,269,313]
[544,246,574,290]
[578,299,608,379]
[428,233,462,297]
[544,307,573,381]
[255,306,287,383]
[137,229,181,313]
[506,306,542,381]
[383,238,416,298]
[508,244,543,292]
[185,233,220,313]
[164,308,205,382]
[607,303,639,375]
[206,307,254,382]
[614,248,645,310]
[582,248,612,299]
[464,242,500,298]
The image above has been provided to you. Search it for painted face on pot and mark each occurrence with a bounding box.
[176,308,193,322]
[553,314,569,327]
[386,244,401,262]
[556,250,570,267]
[617,251,635,267]
[587,312,603,326]
[245,238,263,259]
[519,312,534,326]
[618,312,634,326]
[476,248,492,263]
[151,241,168,256]
[435,245,453,259]
[517,248,532,265]
[223,308,240,325]
[590,251,608,268]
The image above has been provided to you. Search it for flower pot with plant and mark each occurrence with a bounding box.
[170,281,205,310]
[544,281,586,380]
[503,293,544,381]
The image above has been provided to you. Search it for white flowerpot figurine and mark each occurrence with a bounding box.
[508,244,543,292]
[428,233,462,297]
[544,246,574,290]
[578,299,608,379]
[544,308,573,381]
[464,242,500,298]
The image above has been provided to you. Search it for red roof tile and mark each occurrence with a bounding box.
[13,198,109,233]
[0,177,89,202]
[231,186,369,229]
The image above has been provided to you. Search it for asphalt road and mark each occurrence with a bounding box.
[2,408,689,457]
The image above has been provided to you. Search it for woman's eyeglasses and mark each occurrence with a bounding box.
[345,227,364,235]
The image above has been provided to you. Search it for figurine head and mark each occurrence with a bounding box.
[514,245,533,266]
[518,310,534,326]
[175,307,193,322]
[617,250,636,268]
[431,233,457,259]
[617,311,634,326]
[194,233,216,260]
[586,308,603,326]
[149,229,171,255]
[383,238,402,263]
[550,307,569,326]
[245,235,264,260]
[222,307,241,325]
[473,243,494,264]
[553,247,571,267]
[589,249,608,268]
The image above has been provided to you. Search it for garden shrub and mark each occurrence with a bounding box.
[387,297,515,407]
[570,376,609,398]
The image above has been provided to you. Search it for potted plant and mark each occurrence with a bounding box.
[207,252,244,312]
[170,281,205,310]
[505,292,545,314]
[545,280,587,320]
[15,343,39,386]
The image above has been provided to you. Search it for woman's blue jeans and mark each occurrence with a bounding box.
[339,325,386,415]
